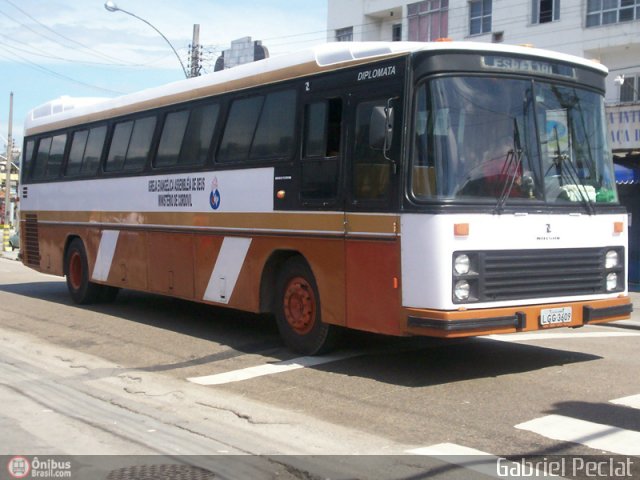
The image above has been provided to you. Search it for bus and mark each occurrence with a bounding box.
[19,41,632,355]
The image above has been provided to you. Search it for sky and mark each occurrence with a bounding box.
[0,0,329,152]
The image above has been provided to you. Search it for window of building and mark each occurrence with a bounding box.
[336,27,353,42]
[532,0,560,23]
[469,0,492,35]
[620,75,639,102]
[408,1,449,42]
[392,24,402,41]
[587,0,640,27]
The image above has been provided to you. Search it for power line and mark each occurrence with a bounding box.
[0,0,142,66]
[0,49,124,95]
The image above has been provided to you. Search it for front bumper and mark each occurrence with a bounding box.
[405,296,633,338]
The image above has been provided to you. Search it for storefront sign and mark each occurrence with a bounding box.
[607,104,640,151]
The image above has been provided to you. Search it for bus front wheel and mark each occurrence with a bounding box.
[275,257,337,355]
[65,238,118,304]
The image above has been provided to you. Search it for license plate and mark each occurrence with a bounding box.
[540,307,572,326]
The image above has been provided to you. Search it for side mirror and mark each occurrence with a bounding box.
[369,105,394,150]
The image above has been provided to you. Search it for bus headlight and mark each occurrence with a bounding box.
[454,254,470,275]
[606,273,618,292]
[454,280,471,301]
[605,250,619,269]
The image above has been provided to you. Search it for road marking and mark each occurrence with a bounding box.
[515,414,640,456]
[407,443,557,479]
[486,331,640,342]
[187,351,363,385]
[610,394,640,410]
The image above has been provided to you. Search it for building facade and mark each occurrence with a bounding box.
[327,0,640,116]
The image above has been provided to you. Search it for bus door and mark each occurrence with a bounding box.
[344,86,404,335]
[299,90,348,326]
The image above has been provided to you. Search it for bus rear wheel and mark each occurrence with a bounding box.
[65,238,118,304]
[275,257,337,355]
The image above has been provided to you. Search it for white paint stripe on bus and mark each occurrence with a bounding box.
[187,351,363,386]
[515,414,640,456]
[406,443,557,479]
[485,331,640,342]
[91,230,119,282]
[610,394,640,410]
[203,237,251,305]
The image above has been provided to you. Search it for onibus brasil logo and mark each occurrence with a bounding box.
[7,456,30,478]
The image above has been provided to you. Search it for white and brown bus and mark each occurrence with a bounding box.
[19,41,632,354]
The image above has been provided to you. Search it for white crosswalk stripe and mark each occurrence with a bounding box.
[515,414,640,456]
[610,394,640,409]
[406,443,567,479]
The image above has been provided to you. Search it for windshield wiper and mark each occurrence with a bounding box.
[550,125,595,215]
[494,119,523,214]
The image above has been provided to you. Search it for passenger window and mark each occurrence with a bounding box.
[66,130,89,176]
[105,116,156,172]
[125,117,156,171]
[46,134,67,178]
[180,104,219,165]
[32,137,52,180]
[106,121,133,172]
[156,110,190,167]
[82,126,107,175]
[219,89,297,163]
[251,90,296,159]
[218,96,263,163]
[23,140,34,180]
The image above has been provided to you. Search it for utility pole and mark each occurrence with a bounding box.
[3,92,13,252]
[189,24,201,78]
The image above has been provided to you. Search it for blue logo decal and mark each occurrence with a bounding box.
[209,177,221,210]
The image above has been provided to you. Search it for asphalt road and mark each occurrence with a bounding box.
[1,255,639,479]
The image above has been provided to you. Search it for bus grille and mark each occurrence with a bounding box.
[478,248,616,301]
[24,214,40,267]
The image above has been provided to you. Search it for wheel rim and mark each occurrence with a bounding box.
[283,276,316,335]
[68,251,83,291]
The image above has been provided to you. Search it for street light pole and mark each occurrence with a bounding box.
[3,92,13,252]
[104,1,189,79]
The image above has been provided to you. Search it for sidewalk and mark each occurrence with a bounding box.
[0,249,19,261]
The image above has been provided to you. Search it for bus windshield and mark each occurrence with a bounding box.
[411,76,618,207]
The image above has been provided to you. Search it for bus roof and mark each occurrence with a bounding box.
[24,41,607,136]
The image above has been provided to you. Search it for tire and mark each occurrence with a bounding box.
[274,257,338,355]
[65,238,105,305]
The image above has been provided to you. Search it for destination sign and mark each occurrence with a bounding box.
[482,55,575,78]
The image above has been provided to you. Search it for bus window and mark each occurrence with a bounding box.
[82,126,107,175]
[353,99,391,202]
[23,139,34,180]
[179,103,219,165]
[125,117,156,171]
[106,121,133,172]
[105,116,156,173]
[218,96,263,163]
[219,90,296,163]
[156,110,190,167]
[32,137,52,180]
[251,90,297,159]
[67,126,107,177]
[301,98,342,202]
[66,130,89,176]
